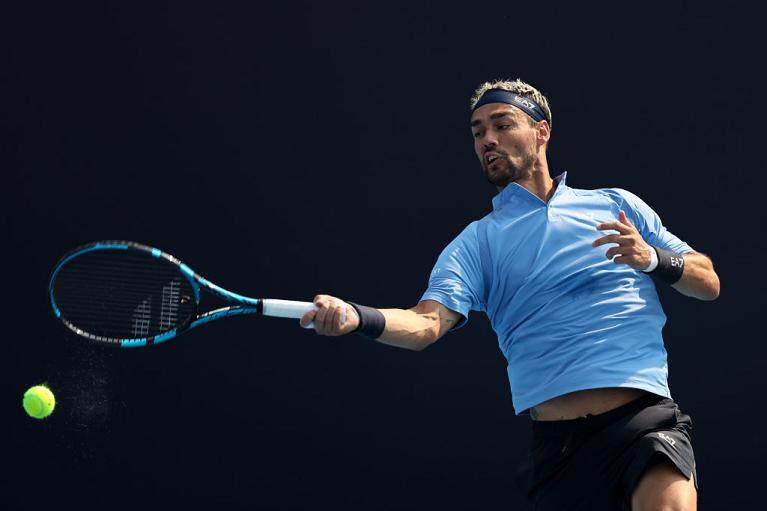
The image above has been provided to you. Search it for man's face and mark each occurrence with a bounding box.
[470,103,539,188]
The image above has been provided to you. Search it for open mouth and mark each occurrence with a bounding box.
[485,152,503,166]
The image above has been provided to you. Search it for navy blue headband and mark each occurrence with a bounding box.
[472,89,548,123]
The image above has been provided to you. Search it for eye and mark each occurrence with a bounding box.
[472,131,482,138]
[497,124,511,130]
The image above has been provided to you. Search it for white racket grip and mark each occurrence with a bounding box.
[262,299,315,319]
[261,299,347,329]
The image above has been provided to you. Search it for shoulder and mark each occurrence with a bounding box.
[456,215,496,240]
[566,185,660,227]
[556,180,632,201]
[585,186,656,212]
[591,186,640,204]
[449,219,482,248]
[554,183,638,210]
[432,220,484,259]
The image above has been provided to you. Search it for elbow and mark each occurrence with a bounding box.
[678,265,720,301]
[686,253,720,301]
[700,274,721,301]
[703,259,721,301]
[707,280,721,301]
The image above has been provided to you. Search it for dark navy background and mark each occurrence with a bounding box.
[4,1,762,509]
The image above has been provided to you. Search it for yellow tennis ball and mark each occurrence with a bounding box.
[23,385,56,419]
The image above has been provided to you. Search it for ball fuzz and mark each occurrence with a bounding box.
[23,385,56,419]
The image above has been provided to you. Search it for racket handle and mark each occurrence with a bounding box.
[261,299,348,328]
[261,299,315,319]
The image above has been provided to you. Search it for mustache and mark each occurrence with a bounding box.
[483,149,509,158]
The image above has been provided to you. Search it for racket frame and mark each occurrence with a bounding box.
[49,241,312,348]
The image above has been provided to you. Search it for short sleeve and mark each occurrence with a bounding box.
[420,221,485,329]
[611,188,694,254]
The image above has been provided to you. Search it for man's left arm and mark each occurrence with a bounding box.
[593,210,720,301]
[669,250,720,301]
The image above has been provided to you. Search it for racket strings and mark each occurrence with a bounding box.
[52,250,196,341]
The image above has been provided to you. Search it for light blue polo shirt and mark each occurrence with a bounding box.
[420,172,694,414]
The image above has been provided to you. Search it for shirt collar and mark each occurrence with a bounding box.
[491,171,568,211]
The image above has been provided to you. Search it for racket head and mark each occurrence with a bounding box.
[49,241,199,347]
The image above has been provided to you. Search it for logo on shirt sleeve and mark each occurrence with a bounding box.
[657,432,677,449]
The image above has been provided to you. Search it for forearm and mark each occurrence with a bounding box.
[671,251,720,301]
[304,296,460,348]
[375,307,444,351]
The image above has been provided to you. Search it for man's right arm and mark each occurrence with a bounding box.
[299,295,462,351]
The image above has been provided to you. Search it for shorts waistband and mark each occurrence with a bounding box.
[531,392,669,438]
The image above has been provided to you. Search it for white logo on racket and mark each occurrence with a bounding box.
[132,297,152,336]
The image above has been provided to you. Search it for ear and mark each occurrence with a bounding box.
[536,120,551,146]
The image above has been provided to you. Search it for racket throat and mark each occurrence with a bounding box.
[190,305,262,329]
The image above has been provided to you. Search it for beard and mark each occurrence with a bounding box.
[482,150,536,187]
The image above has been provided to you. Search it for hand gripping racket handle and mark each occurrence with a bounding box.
[261,299,347,328]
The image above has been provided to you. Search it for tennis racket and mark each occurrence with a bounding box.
[48,241,337,348]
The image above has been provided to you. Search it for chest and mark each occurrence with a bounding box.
[479,194,622,287]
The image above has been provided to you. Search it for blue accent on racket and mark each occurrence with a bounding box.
[49,241,322,348]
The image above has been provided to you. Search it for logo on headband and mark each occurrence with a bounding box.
[513,95,536,110]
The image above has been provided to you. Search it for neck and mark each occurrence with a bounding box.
[498,154,555,202]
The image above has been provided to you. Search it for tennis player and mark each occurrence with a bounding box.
[300,79,719,510]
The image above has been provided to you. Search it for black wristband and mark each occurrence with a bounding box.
[649,246,685,284]
[347,302,386,339]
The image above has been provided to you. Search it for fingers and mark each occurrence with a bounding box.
[311,295,350,336]
[593,210,640,249]
[318,304,338,332]
[599,236,642,258]
[330,305,345,330]
[313,296,332,329]
[603,245,640,266]
[595,234,638,251]
[596,221,632,235]
[334,304,346,327]
[592,233,622,248]
[604,244,636,260]
[299,309,317,329]
[618,210,634,226]
[591,211,650,270]
[593,235,652,270]
[596,211,635,235]
[593,234,641,249]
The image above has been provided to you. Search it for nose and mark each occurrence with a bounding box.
[477,130,498,149]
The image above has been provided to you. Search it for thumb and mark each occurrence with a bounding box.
[299,309,317,328]
[619,210,633,226]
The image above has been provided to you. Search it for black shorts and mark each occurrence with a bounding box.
[516,393,697,510]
